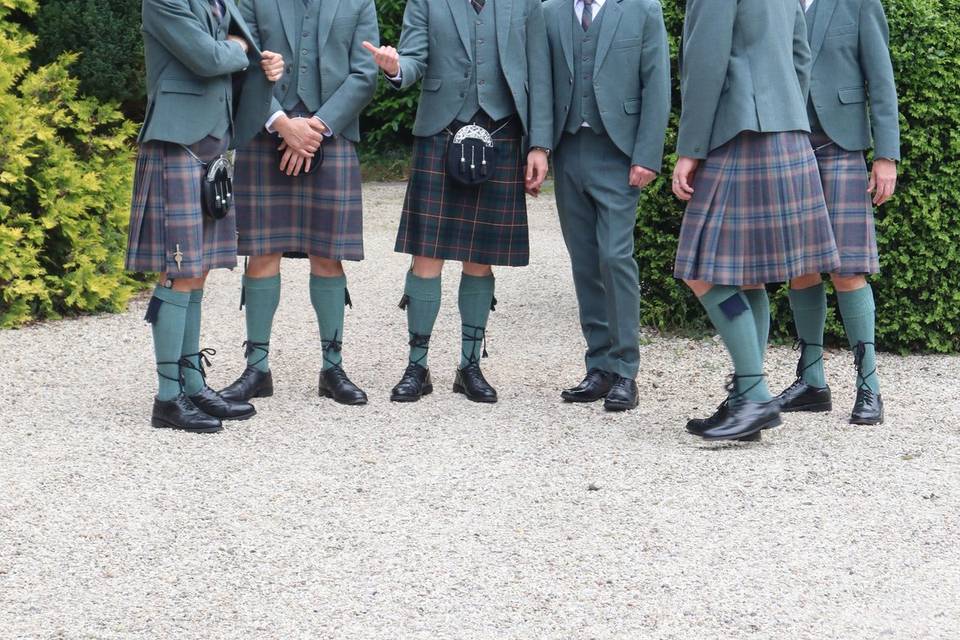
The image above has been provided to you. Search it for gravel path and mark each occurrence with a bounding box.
[2,183,959,639]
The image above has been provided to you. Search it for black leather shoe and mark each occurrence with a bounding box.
[850,388,884,425]
[319,365,368,405]
[699,399,782,441]
[220,366,274,402]
[776,379,832,412]
[686,399,730,435]
[152,395,222,433]
[603,376,638,411]
[561,369,614,403]
[189,386,256,421]
[453,363,498,403]
[391,363,433,402]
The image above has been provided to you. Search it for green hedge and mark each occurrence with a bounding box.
[32,0,144,119]
[635,0,960,353]
[0,0,141,328]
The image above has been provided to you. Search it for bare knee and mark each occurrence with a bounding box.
[411,256,444,278]
[310,256,344,277]
[683,279,713,298]
[246,254,282,278]
[167,274,206,292]
[790,273,823,290]
[830,273,867,292]
[462,261,493,277]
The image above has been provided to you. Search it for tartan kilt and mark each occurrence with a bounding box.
[674,131,841,285]
[125,137,238,279]
[395,113,529,267]
[810,133,880,275]
[234,131,364,261]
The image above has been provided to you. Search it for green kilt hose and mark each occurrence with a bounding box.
[125,136,238,279]
[810,133,880,276]
[674,131,841,285]
[395,114,529,267]
[234,131,364,261]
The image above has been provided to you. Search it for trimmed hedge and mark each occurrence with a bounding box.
[635,0,960,353]
[0,0,141,328]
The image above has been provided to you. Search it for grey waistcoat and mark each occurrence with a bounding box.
[456,2,514,122]
[564,6,605,135]
[281,0,322,112]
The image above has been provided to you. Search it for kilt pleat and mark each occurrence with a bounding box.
[674,131,841,285]
[395,114,529,267]
[810,133,880,275]
[234,132,364,260]
[125,138,238,278]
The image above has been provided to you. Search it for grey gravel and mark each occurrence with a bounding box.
[1,182,959,639]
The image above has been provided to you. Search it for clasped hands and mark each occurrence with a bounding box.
[274,115,329,176]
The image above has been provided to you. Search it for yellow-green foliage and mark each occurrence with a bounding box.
[0,0,140,327]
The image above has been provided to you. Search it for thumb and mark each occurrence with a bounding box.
[525,160,535,182]
[867,171,877,194]
[362,41,379,55]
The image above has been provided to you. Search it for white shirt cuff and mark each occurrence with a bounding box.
[313,115,333,137]
[265,110,284,133]
[386,69,402,83]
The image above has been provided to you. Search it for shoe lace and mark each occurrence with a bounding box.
[156,361,185,393]
[243,340,270,369]
[792,338,824,381]
[461,324,489,366]
[177,348,216,388]
[322,329,343,370]
[724,373,766,404]
[407,332,431,367]
[853,341,877,393]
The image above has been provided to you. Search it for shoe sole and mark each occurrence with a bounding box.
[452,383,498,403]
[319,387,368,406]
[222,385,273,403]
[700,414,783,442]
[561,394,607,403]
[222,409,257,422]
[151,418,223,433]
[781,401,832,413]
[850,413,883,426]
[390,384,433,403]
[603,400,638,412]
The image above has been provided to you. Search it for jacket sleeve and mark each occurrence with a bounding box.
[142,0,251,78]
[631,1,671,172]
[237,0,284,119]
[793,2,812,101]
[675,0,736,159]
[315,0,381,135]
[396,0,429,90]
[526,0,553,150]
[859,0,900,160]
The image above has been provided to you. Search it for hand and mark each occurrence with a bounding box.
[274,115,322,154]
[868,158,897,206]
[278,141,313,177]
[672,156,699,201]
[525,149,549,197]
[362,41,400,77]
[260,51,284,82]
[227,35,250,54]
[629,165,657,189]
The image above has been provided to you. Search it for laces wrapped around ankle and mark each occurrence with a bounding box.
[724,373,766,403]
[853,341,877,392]
[322,329,343,370]
[461,323,489,365]
[792,338,824,380]
[243,340,270,368]
[407,333,431,367]
[178,347,216,383]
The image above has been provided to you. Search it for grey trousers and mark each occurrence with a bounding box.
[553,129,642,379]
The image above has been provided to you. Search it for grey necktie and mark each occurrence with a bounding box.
[471,0,485,14]
[582,0,594,31]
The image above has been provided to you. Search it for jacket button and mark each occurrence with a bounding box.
[219,97,225,103]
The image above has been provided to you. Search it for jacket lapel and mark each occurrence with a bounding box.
[593,0,623,75]
[276,0,298,54]
[809,0,839,64]
[224,0,261,54]
[559,0,574,74]
[446,0,474,61]
[190,0,217,35]
[495,0,512,68]
[317,0,343,52]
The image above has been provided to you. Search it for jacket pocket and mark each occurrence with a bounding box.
[826,23,858,38]
[423,77,442,92]
[624,98,642,115]
[159,79,206,95]
[838,86,867,104]
[612,37,642,50]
